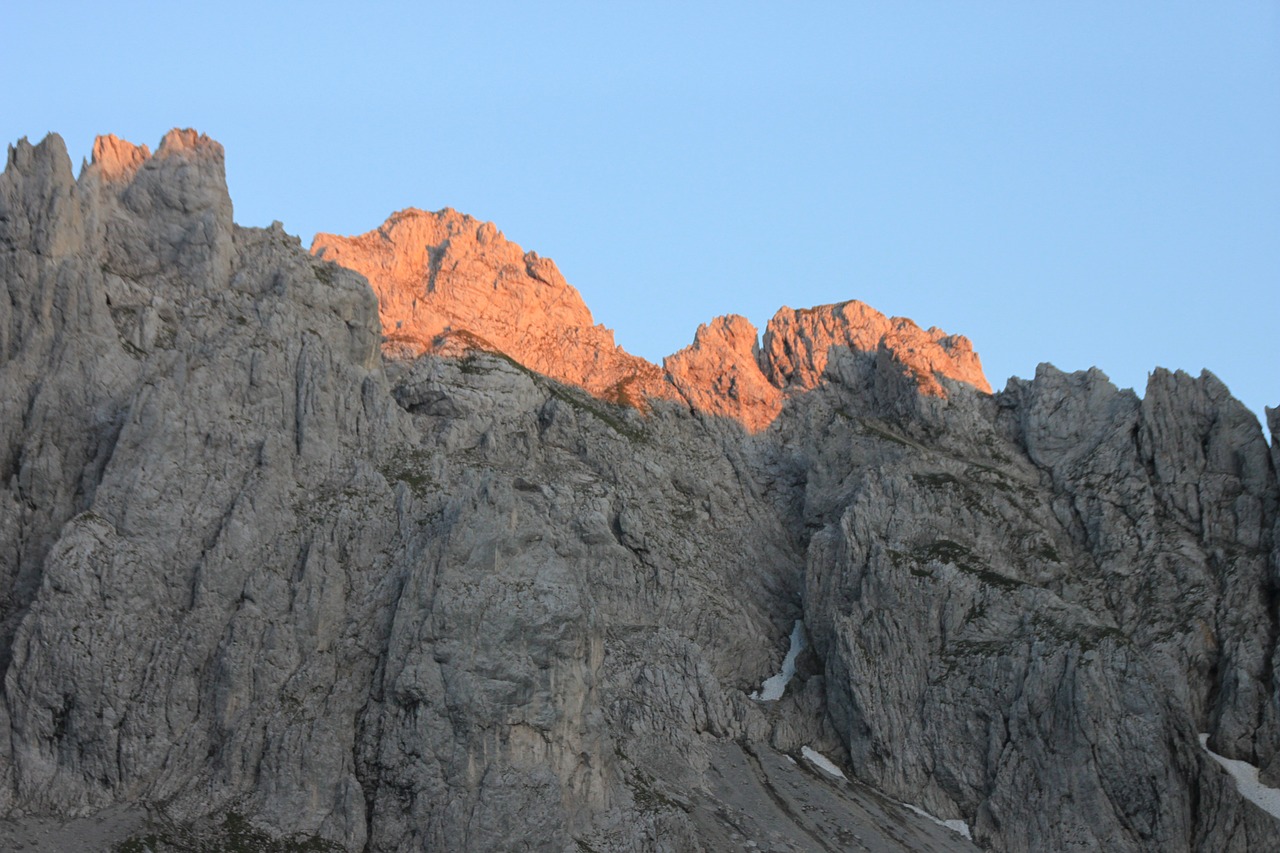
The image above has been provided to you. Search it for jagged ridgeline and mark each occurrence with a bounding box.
[0,130,1276,852]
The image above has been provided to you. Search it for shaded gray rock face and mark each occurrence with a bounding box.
[788,359,1278,851]
[0,132,1276,852]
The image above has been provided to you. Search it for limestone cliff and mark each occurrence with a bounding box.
[663,314,783,432]
[312,208,673,408]
[0,131,1277,853]
[312,210,992,432]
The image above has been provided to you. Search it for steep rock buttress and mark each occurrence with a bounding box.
[313,209,993,431]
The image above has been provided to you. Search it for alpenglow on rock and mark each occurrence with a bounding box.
[312,209,993,432]
[0,130,1277,853]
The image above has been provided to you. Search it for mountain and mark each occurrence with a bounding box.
[310,207,990,432]
[0,129,1276,852]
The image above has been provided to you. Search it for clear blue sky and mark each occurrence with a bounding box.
[6,2,1277,430]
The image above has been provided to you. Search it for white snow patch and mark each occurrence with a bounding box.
[801,746,847,780]
[796,743,973,840]
[750,620,805,701]
[1199,733,1280,820]
[903,803,973,840]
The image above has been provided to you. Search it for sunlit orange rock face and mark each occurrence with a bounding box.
[664,315,783,432]
[312,209,991,430]
[312,208,673,407]
[90,129,224,183]
[91,135,151,182]
[762,301,993,396]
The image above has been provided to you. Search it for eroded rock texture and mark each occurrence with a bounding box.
[312,209,991,432]
[0,131,1277,852]
[312,208,673,409]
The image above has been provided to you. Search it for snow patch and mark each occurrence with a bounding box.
[1199,733,1280,820]
[796,743,973,840]
[903,803,973,840]
[750,620,805,701]
[800,746,846,780]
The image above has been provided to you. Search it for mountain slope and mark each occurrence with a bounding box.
[312,210,990,432]
[0,130,1277,852]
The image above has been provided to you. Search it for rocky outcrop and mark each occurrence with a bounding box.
[761,300,992,396]
[788,361,1278,851]
[1,130,1277,852]
[312,208,673,408]
[313,212,992,432]
[664,314,783,431]
[0,129,387,847]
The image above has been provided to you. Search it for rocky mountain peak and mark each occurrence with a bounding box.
[664,314,783,431]
[314,212,993,431]
[155,127,220,156]
[761,300,993,396]
[312,207,672,407]
[89,134,151,182]
[86,129,225,184]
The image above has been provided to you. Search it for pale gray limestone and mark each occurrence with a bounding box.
[0,133,1276,852]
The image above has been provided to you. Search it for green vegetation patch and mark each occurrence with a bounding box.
[917,539,975,567]
[1028,612,1127,652]
[912,472,960,489]
[1033,543,1062,563]
[449,337,648,442]
[380,446,438,496]
[115,811,342,853]
[546,384,647,443]
[912,539,1025,591]
[312,263,335,285]
[858,419,917,449]
[629,781,682,814]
